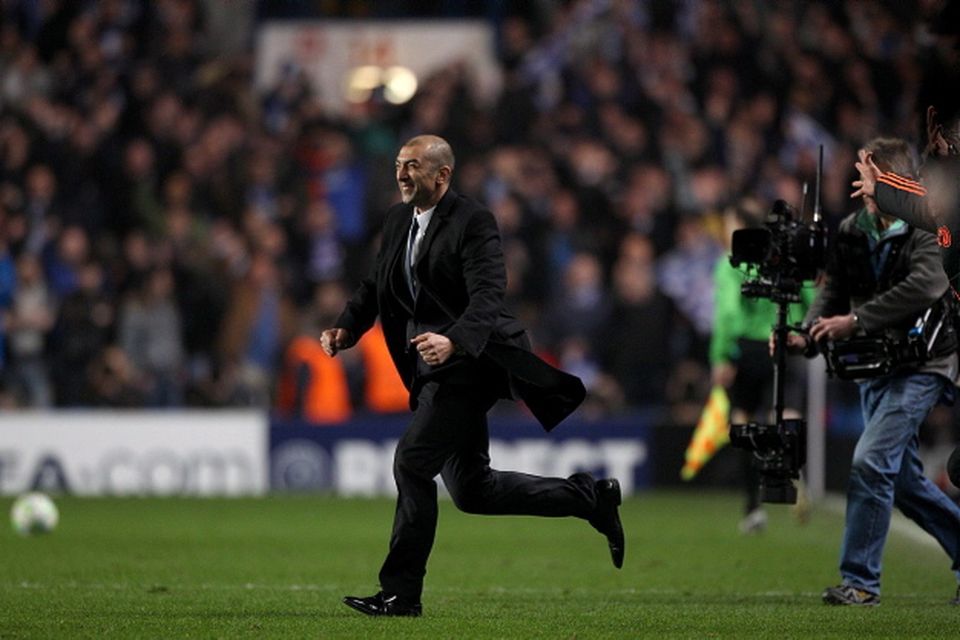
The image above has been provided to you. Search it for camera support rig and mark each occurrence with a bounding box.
[727,146,826,504]
[729,281,806,504]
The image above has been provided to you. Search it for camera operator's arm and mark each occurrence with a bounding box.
[802,250,850,331]
[784,247,850,354]
[855,229,948,331]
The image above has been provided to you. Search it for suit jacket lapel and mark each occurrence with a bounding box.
[414,189,457,272]
[384,204,416,313]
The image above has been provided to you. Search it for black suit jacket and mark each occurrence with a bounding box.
[336,188,584,431]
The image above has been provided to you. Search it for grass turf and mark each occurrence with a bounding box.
[0,491,957,638]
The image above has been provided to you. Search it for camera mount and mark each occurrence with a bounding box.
[727,146,826,504]
[729,296,806,503]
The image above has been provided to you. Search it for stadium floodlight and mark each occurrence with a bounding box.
[344,65,383,103]
[383,66,418,104]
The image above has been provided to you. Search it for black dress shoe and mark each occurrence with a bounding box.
[342,591,422,617]
[588,478,625,569]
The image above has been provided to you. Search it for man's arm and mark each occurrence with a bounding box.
[803,259,848,328]
[322,277,375,357]
[323,239,385,357]
[856,230,948,331]
[852,147,942,235]
[874,176,941,236]
[334,273,379,345]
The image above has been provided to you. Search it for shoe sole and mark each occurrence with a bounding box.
[607,480,624,569]
[822,591,879,607]
[342,596,422,617]
[823,598,879,607]
[342,597,378,616]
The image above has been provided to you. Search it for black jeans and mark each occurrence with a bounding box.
[378,381,598,599]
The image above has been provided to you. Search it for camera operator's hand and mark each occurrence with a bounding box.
[770,331,810,356]
[809,314,858,343]
[851,148,881,200]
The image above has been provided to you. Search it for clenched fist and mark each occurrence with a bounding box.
[411,332,455,367]
[320,328,351,356]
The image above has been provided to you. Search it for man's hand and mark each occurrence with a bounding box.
[411,332,455,367]
[809,314,858,343]
[320,328,351,357]
[851,148,880,201]
[769,331,810,357]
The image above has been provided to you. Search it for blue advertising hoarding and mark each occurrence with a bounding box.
[270,411,652,497]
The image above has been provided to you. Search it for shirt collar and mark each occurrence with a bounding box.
[413,205,436,230]
[856,208,906,242]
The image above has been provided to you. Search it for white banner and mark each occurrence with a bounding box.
[0,411,267,496]
[255,20,502,115]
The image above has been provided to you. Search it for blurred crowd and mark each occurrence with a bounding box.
[0,0,951,421]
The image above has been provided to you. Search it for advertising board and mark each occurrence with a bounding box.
[0,411,267,496]
[271,412,651,497]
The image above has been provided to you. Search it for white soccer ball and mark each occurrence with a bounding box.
[10,492,59,536]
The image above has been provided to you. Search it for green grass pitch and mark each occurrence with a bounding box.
[1,491,957,638]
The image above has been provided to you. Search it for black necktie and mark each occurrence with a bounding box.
[405,216,419,297]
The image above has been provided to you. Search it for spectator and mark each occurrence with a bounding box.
[598,235,673,409]
[118,266,185,407]
[3,252,55,406]
[541,251,610,354]
[217,248,297,406]
[0,234,17,376]
[276,280,353,424]
[48,260,114,406]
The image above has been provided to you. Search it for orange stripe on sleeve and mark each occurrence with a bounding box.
[880,171,924,190]
[877,174,927,197]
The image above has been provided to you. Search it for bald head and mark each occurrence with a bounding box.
[403,135,455,173]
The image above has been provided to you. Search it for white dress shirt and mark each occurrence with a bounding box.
[408,205,435,266]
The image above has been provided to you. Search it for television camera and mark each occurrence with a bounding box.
[726,148,828,504]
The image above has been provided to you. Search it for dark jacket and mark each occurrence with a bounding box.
[805,208,956,378]
[336,188,585,431]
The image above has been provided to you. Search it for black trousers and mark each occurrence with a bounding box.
[378,381,598,599]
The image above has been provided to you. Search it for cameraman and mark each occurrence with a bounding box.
[851,93,960,487]
[785,137,960,606]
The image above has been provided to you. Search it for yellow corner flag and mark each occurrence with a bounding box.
[680,385,731,480]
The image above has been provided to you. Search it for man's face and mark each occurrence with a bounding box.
[395,143,442,208]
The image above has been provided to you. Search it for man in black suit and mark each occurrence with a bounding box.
[321,135,624,617]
